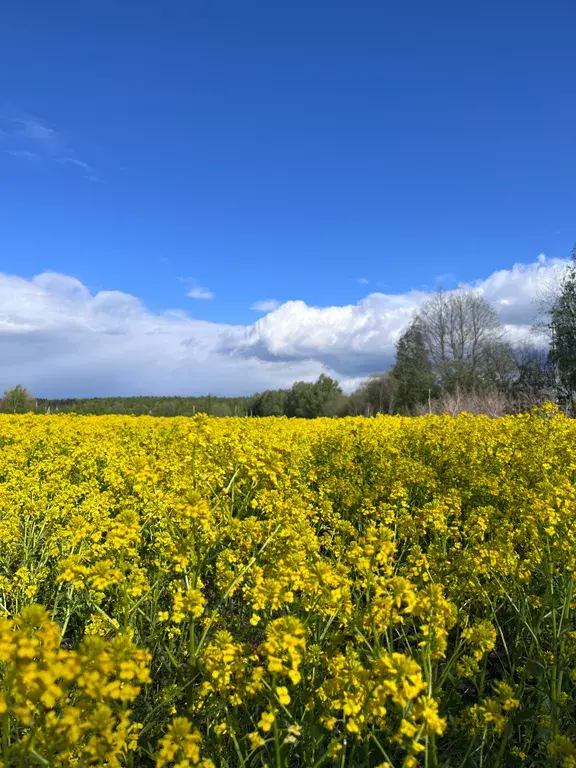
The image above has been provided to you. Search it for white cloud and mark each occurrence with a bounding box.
[0,255,568,397]
[0,106,99,181]
[223,293,427,375]
[0,271,327,398]
[251,299,280,312]
[187,286,214,300]
[357,278,369,285]
[222,256,569,376]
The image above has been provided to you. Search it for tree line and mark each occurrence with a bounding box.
[3,250,576,417]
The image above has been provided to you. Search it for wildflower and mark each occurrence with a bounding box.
[261,616,306,685]
[258,710,275,733]
[248,731,266,749]
[156,717,213,767]
[276,686,291,705]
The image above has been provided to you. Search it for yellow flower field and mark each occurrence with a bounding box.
[0,407,575,767]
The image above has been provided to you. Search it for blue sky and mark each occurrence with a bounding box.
[0,0,574,395]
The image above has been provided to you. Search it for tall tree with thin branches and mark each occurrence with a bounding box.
[549,248,576,411]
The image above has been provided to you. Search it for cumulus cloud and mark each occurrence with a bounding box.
[251,299,280,312]
[0,271,328,397]
[187,286,214,300]
[223,292,430,376]
[0,256,567,397]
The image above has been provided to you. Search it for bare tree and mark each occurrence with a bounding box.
[418,289,510,392]
[415,388,512,417]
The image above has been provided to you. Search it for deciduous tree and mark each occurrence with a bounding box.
[548,253,576,410]
[391,318,436,413]
[418,289,510,392]
[2,385,35,414]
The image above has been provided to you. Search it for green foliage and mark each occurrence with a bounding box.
[285,374,343,418]
[549,257,576,409]
[38,376,343,419]
[347,373,397,416]
[1,385,35,414]
[38,394,254,417]
[391,319,436,413]
[252,389,287,416]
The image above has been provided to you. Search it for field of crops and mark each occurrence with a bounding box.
[0,409,575,767]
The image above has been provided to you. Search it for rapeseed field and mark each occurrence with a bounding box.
[0,407,575,767]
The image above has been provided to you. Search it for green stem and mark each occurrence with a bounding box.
[225,707,247,768]
[273,716,283,768]
[457,735,478,768]
[193,524,281,660]
[494,570,551,768]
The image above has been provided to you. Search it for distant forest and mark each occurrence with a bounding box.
[37,395,254,417]
[4,256,576,418]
